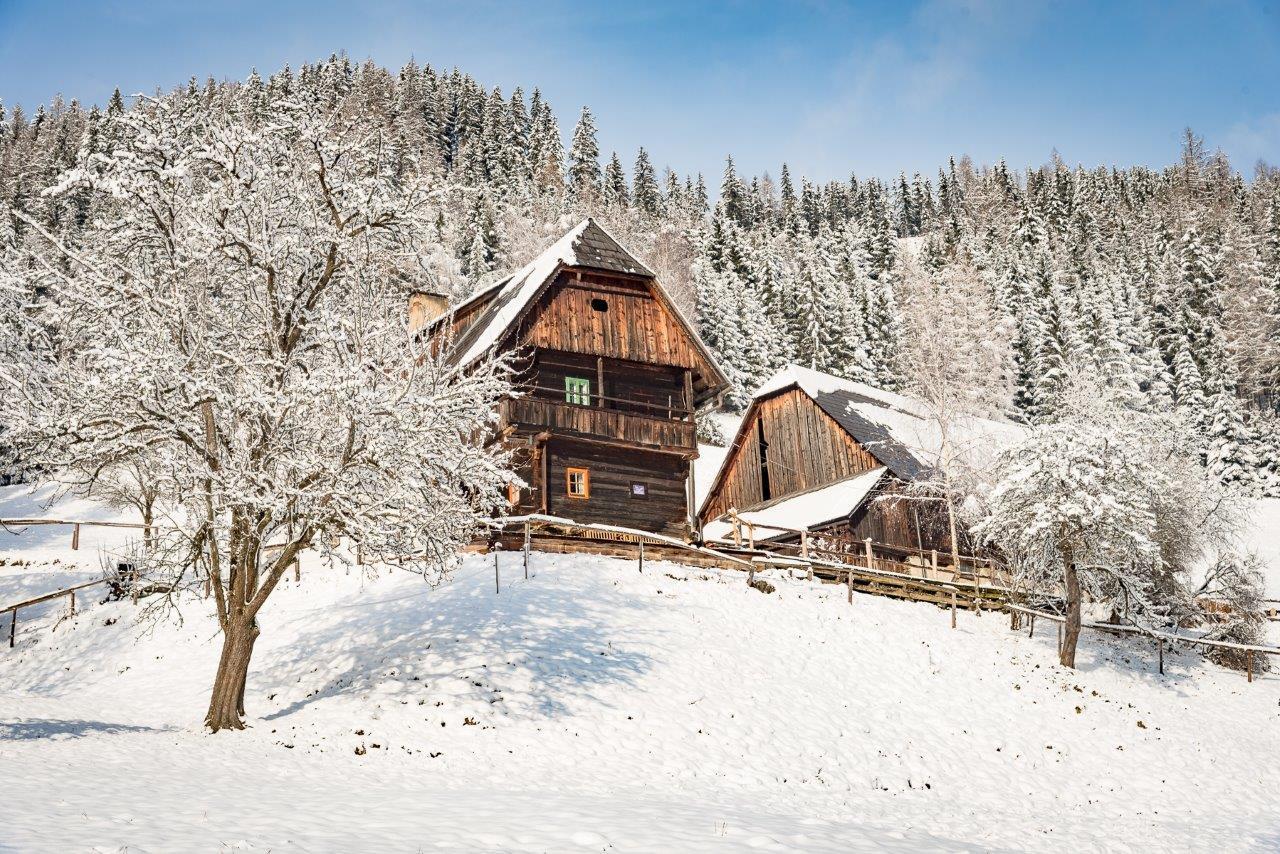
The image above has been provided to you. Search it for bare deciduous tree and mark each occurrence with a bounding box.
[0,95,514,731]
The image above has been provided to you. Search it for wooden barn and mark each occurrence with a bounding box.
[698,365,1023,563]
[426,219,729,538]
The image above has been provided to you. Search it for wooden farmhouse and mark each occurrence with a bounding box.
[698,365,1023,564]
[424,219,729,538]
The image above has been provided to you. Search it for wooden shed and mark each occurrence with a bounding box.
[698,365,1023,556]
[430,218,729,538]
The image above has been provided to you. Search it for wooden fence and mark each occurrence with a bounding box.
[2,578,108,648]
[1,516,153,649]
[1008,604,1278,683]
[480,513,1012,613]
[708,510,1011,586]
[0,517,152,551]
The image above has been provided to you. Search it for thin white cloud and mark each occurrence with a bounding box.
[792,0,1051,174]
[1222,112,1280,170]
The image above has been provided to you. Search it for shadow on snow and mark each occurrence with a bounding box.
[256,558,664,721]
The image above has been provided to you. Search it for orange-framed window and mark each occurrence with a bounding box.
[566,467,590,499]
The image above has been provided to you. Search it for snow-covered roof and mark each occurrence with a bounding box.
[751,365,1026,483]
[444,218,654,368]
[702,467,887,542]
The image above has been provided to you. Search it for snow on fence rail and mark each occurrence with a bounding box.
[480,513,755,569]
[1008,603,1278,683]
[2,577,108,649]
[0,517,154,551]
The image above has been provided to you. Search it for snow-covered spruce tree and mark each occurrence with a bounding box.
[0,95,514,732]
[566,106,601,208]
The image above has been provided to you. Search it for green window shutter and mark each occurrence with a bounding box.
[565,377,591,406]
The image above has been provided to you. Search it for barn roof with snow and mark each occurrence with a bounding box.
[747,365,1025,483]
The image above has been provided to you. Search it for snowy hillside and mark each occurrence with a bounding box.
[3,540,1279,850]
[0,483,142,624]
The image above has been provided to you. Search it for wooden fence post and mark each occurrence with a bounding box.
[864,538,873,570]
[846,569,853,604]
[800,530,812,581]
[493,546,500,594]
[1157,638,1164,675]
[1247,650,1254,683]
[748,523,756,550]
[8,610,15,648]
[950,588,957,629]
[639,539,645,574]
[1029,614,1035,638]
[930,549,938,578]
[71,523,80,551]
[68,590,76,617]
[523,522,531,579]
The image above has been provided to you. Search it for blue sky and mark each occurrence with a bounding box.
[2,0,1279,184]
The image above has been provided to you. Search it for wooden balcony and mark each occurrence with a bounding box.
[501,392,697,454]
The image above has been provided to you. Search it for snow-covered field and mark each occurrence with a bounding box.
[3,494,1280,851]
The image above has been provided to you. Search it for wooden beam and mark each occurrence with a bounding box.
[596,356,605,408]
[539,440,550,515]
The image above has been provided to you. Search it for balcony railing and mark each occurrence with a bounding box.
[502,391,696,451]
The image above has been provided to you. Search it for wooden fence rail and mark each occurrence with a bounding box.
[1007,603,1278,683]
[3,578,108,648]
[707,511,1011,590]
[0,517,153,552]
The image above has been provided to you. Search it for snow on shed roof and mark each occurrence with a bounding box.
[702,467,888,542]
[753,365,1026,483]
[447,218,653,367]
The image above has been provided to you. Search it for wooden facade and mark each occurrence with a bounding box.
[435,219,728,539]
[701,389,882,521]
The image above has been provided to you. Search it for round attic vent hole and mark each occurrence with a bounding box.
[591,298,609,312]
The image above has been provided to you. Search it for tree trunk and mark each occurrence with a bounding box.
[142,505,155,552]
[204,616,260,732]
[1060,558,1082,668]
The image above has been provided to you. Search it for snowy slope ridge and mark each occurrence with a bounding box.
[2,550,1279,851]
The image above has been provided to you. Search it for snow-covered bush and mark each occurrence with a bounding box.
[1189,552,1271,673]
[0,93,514,730]
[976,369,1253,668]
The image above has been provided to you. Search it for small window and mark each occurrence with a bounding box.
[567,467,590,499]
[591,298,609,312]
[630,481,648,499]
[565,376,591,406]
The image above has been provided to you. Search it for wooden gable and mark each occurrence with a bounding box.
[700,387,881,522]
[514,268,724,403]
